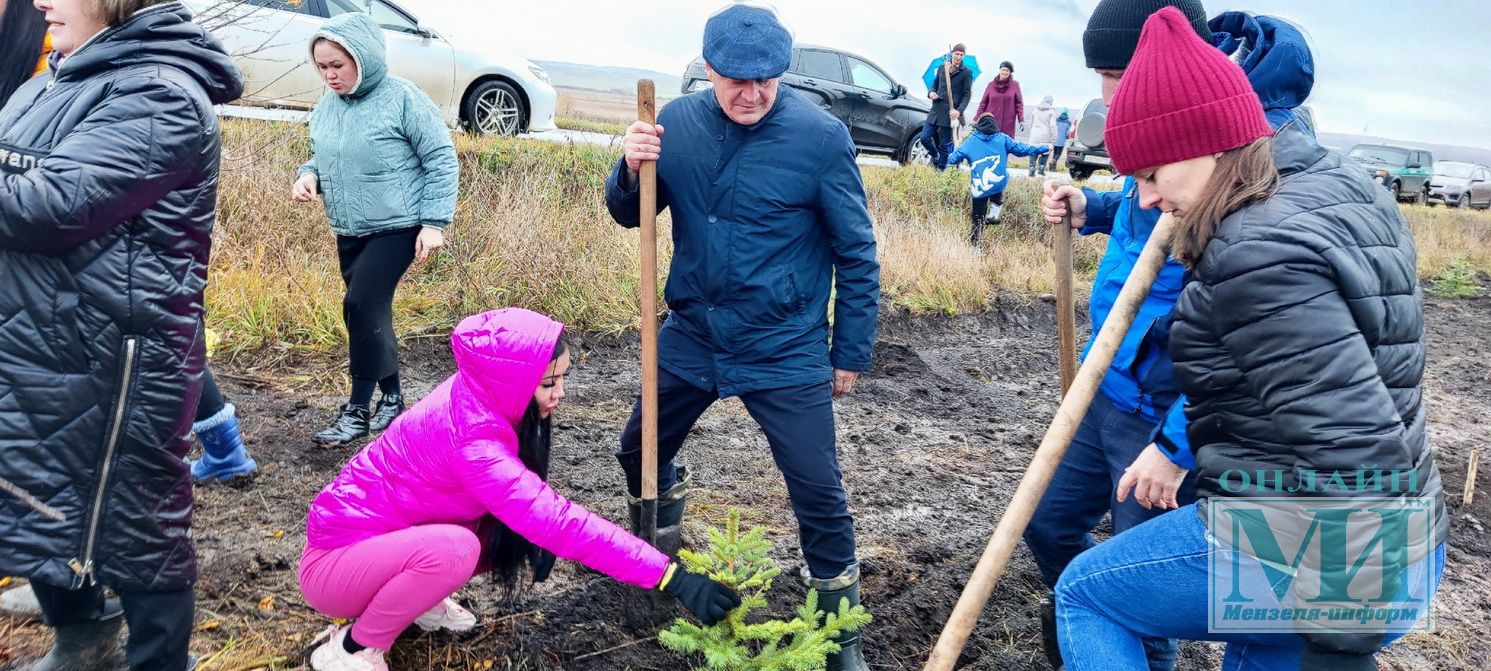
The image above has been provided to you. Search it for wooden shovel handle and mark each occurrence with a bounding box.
[923,214,1178,671]
[637,80,659,544]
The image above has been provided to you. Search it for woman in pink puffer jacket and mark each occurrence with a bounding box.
[298,308,739,671]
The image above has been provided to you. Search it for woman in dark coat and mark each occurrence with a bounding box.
[1053,10,1446,671]
[0,0,242,668]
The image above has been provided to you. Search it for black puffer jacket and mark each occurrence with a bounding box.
[0,3,242,592]
[1171,124,1447,659]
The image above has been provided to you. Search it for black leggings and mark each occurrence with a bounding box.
[196,367,225,422]
[970,191,1006,244]
[336,226,419,381]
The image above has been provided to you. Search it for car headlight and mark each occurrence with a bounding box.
[1374,171,1387,183]
[528,65,550,83]
[689,79,715,92]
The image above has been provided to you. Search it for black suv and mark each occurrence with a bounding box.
[682,45,932,164]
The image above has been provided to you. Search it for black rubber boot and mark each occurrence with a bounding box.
[1041,591,1065,670]
[30,599,125,671]
[804,565,869,671]
[368,393,405,432]
[627,466,691,557]
[313,404,370,446]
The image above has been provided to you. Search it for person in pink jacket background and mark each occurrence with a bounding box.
[298,308,740,671]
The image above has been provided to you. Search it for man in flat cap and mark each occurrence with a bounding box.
[605,4,878,668]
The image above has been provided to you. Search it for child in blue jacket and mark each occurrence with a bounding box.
[948,113,1048,245]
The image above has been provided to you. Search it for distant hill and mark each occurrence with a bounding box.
[535,61,683,100]
[1319,132,1491,166]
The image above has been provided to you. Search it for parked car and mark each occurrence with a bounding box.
[681,45,932,165]
[1062,97,1111,181]
[184,0,557,135]
[1427,161,1491,209]
[1346,143,1434,204]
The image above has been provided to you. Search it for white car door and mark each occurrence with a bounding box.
[322,0,457,121]
[189,0,328,108]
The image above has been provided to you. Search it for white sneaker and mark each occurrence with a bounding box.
[413,597,477,633]
[309,625,388,671]
[0,583,42,619]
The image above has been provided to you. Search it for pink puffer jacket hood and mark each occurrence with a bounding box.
[304,308,669,588]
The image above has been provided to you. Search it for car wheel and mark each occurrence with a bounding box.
[464,80,525,136]
[1412,187,1426,205]
[900,133,931,167]
[1070,168,1092,182]
[1459,193,1471,209]
[1390,181,1403,202]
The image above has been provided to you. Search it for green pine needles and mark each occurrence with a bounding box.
[657,509,872,671]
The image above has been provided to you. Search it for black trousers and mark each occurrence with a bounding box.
[335,226,419,380]
[616,368,857,579]
[195,367,225,422]
[31,581,194,671]
[970,191,1007,244]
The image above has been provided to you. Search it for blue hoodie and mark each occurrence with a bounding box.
[947,129,1046,198]
[1078,11,1314,469]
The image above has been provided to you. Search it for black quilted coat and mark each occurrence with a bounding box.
[1171,124,1448,658]
[0,2,242,592]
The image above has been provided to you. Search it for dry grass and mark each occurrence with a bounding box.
[206,119,1491,364]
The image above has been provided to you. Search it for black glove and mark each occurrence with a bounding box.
[657,563,741,626]
[1300,646,1376,671]
[529,547,557,583]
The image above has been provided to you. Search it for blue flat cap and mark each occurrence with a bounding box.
[702,4,793,80]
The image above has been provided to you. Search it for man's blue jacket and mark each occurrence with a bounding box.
[605,85,880,397]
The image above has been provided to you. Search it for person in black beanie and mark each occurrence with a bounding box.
[1082,0,1211,70]
[1030,0,1316,669]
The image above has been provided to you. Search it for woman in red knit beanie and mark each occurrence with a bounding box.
[1052,7,1447,671]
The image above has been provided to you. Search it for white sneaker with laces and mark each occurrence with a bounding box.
[309,625,388,671]
[413,597,477,633]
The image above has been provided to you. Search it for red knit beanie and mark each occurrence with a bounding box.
[1104,6,1272,176]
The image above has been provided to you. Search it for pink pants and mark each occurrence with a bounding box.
[299,524,485,649]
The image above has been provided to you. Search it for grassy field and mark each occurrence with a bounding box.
[207,119,1491,368]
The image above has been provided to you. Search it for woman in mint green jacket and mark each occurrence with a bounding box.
[291,11,459,446]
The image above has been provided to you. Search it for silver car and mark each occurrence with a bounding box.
[186,0,557,135]
[1427,161,1491,209]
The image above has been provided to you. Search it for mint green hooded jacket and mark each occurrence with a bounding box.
[298,12,457,237]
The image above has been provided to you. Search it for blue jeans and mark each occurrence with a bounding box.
[919,121,953,170]
[1024,394,1198,669]
[1055,505,1446,671]
[616,368,856,579]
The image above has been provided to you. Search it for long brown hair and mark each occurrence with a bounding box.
[1169,137,1279,268]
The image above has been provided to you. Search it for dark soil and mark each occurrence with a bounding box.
[4,298,1489,670]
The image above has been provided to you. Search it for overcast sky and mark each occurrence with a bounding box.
[401,0,1490,149]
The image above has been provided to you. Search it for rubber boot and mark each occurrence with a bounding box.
[191,403,258,482]
[1040,591,1065,670]
[803,564,869,671]
[627,466,690,557]
[30,598,125,671]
